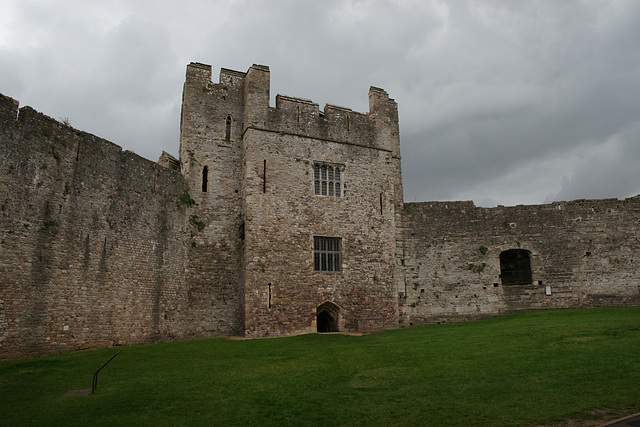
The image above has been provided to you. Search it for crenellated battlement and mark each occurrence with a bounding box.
[220,67,247,78]
[0,93,19,122]
[185,62,213,83]
[268,94,380,149]
[181,63,399,152]
[261,77,397,150]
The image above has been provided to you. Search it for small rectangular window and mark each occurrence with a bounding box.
[202,166,209,192]
[225,116,232,141]
[314,236,342,273]
[263,160,267,193]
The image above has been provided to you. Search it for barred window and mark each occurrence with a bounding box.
[314,164,341,197]
[314,237,342,273]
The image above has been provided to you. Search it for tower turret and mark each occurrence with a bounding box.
[243,64,270,128]
[178,62,248,335]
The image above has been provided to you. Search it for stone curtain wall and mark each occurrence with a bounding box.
[0,94,198,359]
[399,199,640,326]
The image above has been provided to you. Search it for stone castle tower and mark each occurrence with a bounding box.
[179,63,403,335]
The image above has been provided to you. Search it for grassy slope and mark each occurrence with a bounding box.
[1,307,639,426]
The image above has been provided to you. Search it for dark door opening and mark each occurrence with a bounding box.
[500,249,533,285]
[316,301,340,333]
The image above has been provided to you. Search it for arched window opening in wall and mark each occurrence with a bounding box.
[316,301,340,333]
[202,166,208,192]
[225,116,232,141]
[500,249,533,285]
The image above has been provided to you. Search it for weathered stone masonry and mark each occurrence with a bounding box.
[399,199,640,326]
[179,63,403,337]
[1,62,639,359]
[0,93,217,359]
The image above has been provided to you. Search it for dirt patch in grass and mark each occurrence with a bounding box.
[532,408,638,427]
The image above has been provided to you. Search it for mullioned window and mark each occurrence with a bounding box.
[314,164,341,197]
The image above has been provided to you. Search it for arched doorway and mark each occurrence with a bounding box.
[316,301,340,333]
[500,249,533,285]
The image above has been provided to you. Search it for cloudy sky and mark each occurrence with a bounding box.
[1,0,639,206]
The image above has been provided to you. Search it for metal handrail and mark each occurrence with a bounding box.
[92,350,121,393]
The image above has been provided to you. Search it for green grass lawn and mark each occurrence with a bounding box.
[1,307,639,426]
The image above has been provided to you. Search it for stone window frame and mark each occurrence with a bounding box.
[314,236,342,273]
[313,163,343,197]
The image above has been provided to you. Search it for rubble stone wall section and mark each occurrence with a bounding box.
[0,94,200,359]
[242,129,400,336]
[399,199,640,326]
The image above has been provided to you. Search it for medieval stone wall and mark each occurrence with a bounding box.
[0,94,203,359]
[399,198,640,326]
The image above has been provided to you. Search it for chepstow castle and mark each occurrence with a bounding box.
[1,62,639,359]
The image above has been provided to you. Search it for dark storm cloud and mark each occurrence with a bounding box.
[397,0,640,205]
[0,1,183,158]
[1,0,639,206]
